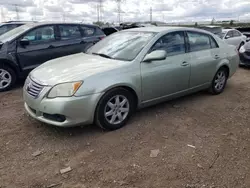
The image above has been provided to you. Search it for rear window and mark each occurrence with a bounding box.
[80,25,105,37]
[59,25,81,40]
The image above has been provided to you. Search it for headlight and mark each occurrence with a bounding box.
[47,81,82,98]
[239,46,246,54]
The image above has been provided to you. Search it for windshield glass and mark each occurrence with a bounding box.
[87,31,156,61]
[0,24,33,43]
[216,32,226,39]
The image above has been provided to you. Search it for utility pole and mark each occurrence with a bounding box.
[116,0,121,24]
[97,4,100,22]
[14,4,19,21]
[99,0,103,22]
[1,6,5,22]
[150,7,152,23]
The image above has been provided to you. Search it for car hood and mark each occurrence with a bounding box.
[30,53,127,85]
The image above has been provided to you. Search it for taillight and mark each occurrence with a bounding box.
[99,36,105,40]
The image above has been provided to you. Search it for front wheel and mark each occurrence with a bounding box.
[209,68,228,95]
[0,65,16,92]
[95,88,135,131]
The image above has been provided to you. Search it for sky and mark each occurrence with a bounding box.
[0,0,250,24]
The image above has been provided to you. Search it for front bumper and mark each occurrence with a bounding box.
[23,87,103,127]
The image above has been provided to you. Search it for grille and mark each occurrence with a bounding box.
[25,77,44,98]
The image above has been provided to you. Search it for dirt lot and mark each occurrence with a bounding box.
[1,68,250,188]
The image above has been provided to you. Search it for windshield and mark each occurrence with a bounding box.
[216,32,226,39]
[0,24,33,43]
[87,31,156,61]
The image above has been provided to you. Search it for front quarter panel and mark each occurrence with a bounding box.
[74,62,141,104]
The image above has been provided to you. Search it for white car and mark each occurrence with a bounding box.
[218,29,246,49]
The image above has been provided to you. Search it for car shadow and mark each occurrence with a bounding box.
[40,90,210,139]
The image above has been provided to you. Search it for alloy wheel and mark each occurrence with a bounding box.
[0,69,12,89]
[104,95,130,125]
[214,71,226,91]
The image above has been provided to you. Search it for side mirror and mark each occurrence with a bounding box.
[143,50,167,62]
[225,35,230,39]
[20,38,30,46]
[246,37,250,42]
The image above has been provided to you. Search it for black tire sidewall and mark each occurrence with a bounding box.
[211,68,228,95]
[0,65,16,92]
[95,88,135,130]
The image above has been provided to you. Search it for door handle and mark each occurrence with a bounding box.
[48,45,55,49]
[181,61,189,66]
[214,55,220,59]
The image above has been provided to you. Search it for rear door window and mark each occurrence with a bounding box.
[59,25,81,40]
[233,30,241,37]
[187,31,211,52]
[210,36,219,48]
[226,31,234,38]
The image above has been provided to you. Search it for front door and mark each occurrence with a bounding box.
[16,25,58,71]
[141,31,191,102]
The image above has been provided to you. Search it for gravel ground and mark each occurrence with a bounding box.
[0,68,250,188]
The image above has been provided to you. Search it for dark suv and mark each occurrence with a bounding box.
[0,22,28,36]
[0,22,105,91]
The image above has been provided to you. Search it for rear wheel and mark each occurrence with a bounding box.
[95,88,136,131]
[209,67,228,95]
[0,65,16,92]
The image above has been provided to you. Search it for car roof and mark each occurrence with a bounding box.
[122,26,216,35]
[222,29,234,32]
[0,22,27,25]
[24,22,99,28]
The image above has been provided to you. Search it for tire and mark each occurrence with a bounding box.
[209,67,228,95]
[95,88,136,131]
[0,65,16,92]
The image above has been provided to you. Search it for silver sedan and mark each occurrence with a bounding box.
[23,27,239,130]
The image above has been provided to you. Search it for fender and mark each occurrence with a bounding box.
[215,59,230,73]
[0,58,21,76]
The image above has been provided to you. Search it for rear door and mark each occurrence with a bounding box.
[233,30,244,48]
[225,30,238,46]
[186,31,219,87]
[54,24,85,57]
[16,25,60,71]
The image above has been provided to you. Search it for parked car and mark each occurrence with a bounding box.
[236,27,250,41]
[239,42,250,66]
[23,27,239,130]
[0,22,105,91]
[102,26,120,36]
[217,29,246,49]
[198,25,222,35]
[0,22,27,36]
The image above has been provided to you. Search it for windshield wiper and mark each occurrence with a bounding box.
[92,52,112,59]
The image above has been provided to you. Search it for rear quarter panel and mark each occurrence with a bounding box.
[216,39,239,78]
